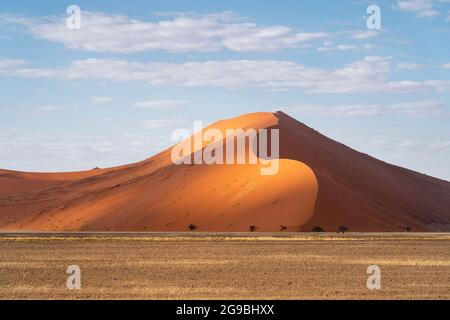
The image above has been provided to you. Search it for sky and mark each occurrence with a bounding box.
[0,0,449,180]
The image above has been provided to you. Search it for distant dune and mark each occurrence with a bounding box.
[0,111,449,232]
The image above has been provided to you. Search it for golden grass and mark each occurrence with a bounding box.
[1,232,449,243]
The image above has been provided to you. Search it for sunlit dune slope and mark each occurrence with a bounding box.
[3,160,317,231]
[0,111,449,232]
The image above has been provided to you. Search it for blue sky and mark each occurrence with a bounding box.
[1,0,450,180]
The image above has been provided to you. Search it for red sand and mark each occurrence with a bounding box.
[0,111,449,232]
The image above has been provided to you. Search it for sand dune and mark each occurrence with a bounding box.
[0,163,136,195]
[0,111,449,232]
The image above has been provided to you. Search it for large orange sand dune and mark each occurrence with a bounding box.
[0,112,449,232]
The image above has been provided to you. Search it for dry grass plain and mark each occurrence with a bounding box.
[0,232,449,299]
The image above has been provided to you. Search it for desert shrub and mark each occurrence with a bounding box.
[337,226,349,234]
[188,224,197,231]
[280,225,287,231]
[249,225,257,232]
[405,226,412,232]
[311,226,325,232]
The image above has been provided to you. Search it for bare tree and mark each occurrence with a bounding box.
[337,226,349,234]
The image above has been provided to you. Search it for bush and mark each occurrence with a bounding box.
[311,226,325,232]
[337,226,349,234]
[188,224,197,231]
[249,225,257,232]
[280,225,287,231]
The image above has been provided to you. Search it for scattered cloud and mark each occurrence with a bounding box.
[0,11,329,53]
[0,131,166,172]
[133,100,190,109]
[321,127,450,180]
[281,100,449,117]
[351,31,381,39]
[0,58,27,69]
[318,44,376,52]
[395,0,440,18]
[443,63,450,68]
[387,100,449,116]
[33,105,66,115]
[396,62,424,70]
[282,104,382,117]
[91,96,112,104]
[2,56,450,94]
[142,118,189,129]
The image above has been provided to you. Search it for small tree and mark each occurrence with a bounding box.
[249,225,257,232]
[312,226,325,232]
[337,226,349,234]
[405,226,412,232]
[188,224,197,231]
[280,225,287,231]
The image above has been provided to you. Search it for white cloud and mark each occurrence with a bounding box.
[342,44,375,51]
[133,100,190,109]
[0,11,329,53]
[0,130,168,172]
[318,43,375,52]
[396,62,424,70]
[1,56,450,94]
[33,105,66,115]
[143,118,189,129]
[351,31,380,39]
[322,128,450,180]
[282,104,382,117]
[396,0,440,17]
[281,100,449,117]
[91,96,112,104]
[387,100,449,116]
[0,58,27,70]
[419,10,441,17]
[443,63,450,69]
[336,44,360,51]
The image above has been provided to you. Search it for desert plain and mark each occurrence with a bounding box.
[0,232,449,300]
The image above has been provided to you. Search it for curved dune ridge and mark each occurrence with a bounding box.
[0,111,449,232]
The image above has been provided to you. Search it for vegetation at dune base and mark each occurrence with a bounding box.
[279,225,287,231]
[188,224,197,231]
[249,225,257,232]
[398,224,412,232]
[337,226,349,234]
[311,226,325,232]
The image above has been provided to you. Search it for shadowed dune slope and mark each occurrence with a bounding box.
[274,112,450,231]
[0,111,449,231]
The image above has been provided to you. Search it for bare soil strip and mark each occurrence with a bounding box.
[0,233,448,299]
